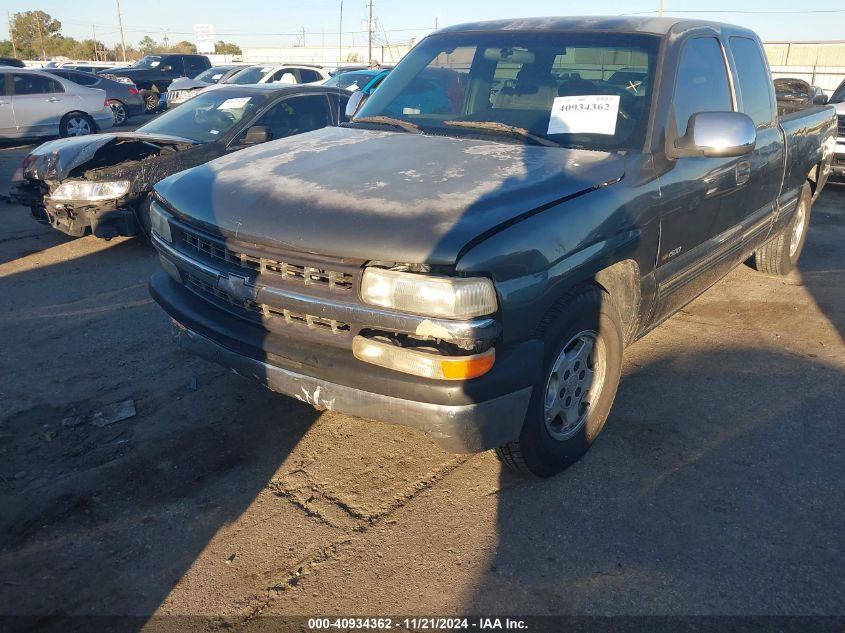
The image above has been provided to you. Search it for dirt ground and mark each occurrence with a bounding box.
[0,134,843,632]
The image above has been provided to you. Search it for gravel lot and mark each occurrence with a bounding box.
[0,129,843,631]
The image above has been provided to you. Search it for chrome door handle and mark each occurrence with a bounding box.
[47,97,62,102]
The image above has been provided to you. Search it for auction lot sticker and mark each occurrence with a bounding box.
[548,94,620,135]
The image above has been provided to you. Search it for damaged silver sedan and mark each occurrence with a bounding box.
[10,84,350,240]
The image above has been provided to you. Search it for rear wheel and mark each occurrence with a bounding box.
[750,182,812,276]
[109,99,128,125]
[59,112,95,137]
[140,89,159,113]
[496,285,624,477]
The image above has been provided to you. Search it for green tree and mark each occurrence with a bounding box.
[215,40,241,55]
[10,10,62,59]
[0,40,15,57]
[169,40,197,54]
[138,36,157,54]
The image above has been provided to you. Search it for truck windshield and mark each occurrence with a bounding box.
[354,31,659,150]
[137,91,265,143]
[133,55,164,69]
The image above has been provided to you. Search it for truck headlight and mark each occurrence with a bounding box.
[149,201,172,243]
[51,180,130,202]
[360,268,497,319]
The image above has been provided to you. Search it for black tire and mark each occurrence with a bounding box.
[750,182,812,276]
[59,112,96,137]
[109,99,128,125]
[140,89,159,113]
[496,285,624,477]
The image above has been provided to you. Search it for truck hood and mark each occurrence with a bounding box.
[155,126,625,264]
[23,133,198,182]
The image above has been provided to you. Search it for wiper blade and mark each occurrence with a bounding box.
[352,116,421,134]
[444,121,559,147]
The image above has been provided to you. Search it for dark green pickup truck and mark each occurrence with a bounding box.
[147,17,836,477]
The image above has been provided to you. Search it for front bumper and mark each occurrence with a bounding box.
[149,270,540,453]
[29,197,140,238]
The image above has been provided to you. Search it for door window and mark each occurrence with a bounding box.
[729,37,776,127]
[271,68,298,84]
[298,69,321,83]
[0,73,6,95]
[12,74,65,95]
[247,94,331,141]
[186,58,207,78]
[68,71,99,86]
[673,38,732,135]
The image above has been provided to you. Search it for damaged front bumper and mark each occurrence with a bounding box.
[149,270,540,453]
[31,197,140,239]
[11,181,140,239]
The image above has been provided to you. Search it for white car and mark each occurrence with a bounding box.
[0,68,115,139]
[223,64,329,86]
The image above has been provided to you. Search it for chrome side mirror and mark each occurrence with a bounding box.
[243,125,270,144]
[345,90,368,119]
[674,111,756,158]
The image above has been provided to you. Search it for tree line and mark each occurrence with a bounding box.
[1,10,242,61]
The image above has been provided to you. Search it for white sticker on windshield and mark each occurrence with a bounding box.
[150,61,160,67]
[217,97,251,110]
[547,95,620,135]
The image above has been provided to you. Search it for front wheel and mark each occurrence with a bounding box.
[750,182,812,276]
[496,285,624,477]
[59,112,95,137]
[109,99,128,125]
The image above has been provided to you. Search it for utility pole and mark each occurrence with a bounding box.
[161,28,170,49]
[367,0,374,67]
[116,0,127,62]
[93,23,98,60]
[339,0,343,68]
[658,0,664,16]
[435,15,439,31]
[7,12,17,58]
[301,26,306,47]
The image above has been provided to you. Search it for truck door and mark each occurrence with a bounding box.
[724,36,783,252]
[652,36,746,321]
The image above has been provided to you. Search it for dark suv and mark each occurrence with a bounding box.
[104,54,211,112]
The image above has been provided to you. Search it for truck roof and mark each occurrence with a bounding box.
[437,16,756,37]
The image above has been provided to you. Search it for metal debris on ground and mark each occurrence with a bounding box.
[88,400,137,427]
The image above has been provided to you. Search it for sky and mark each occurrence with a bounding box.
[5,0,845,50]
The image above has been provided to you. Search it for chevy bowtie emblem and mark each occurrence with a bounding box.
[217,274,257,302]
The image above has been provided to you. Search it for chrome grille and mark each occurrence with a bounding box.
[182,233,354,291]
[185,274,350,334]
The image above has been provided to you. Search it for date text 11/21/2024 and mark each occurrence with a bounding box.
[307,617,528,630]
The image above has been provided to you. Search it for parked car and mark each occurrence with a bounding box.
[0,68,114,138]
[223,64,330,86]
[830,79,845,178]
[774,77,828,115]
[48,60,131,73]
[147,17,835,478]
[10,84,349,240]
[103,54,212,112]
[42,67,143,125]
[165,65,250,109]
[0,57,26,68]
